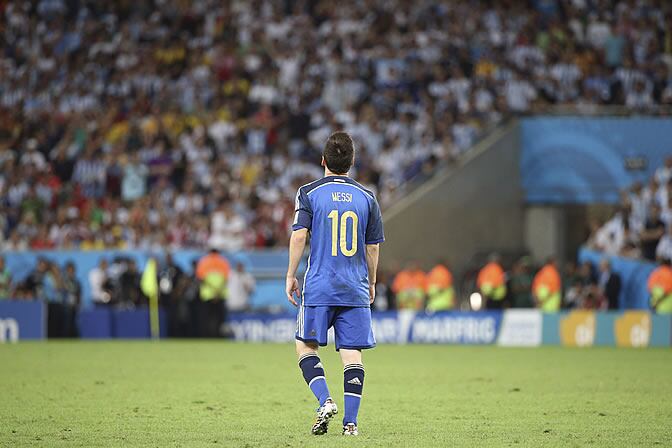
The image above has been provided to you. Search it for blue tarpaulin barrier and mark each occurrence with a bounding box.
[78,307,168,339]
[578,247,656,310]
[3,250,293,309]
[0,301,46,341]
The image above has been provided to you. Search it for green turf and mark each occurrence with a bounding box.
[0,342,670,447]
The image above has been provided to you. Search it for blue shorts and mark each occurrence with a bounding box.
[295,305,376,351]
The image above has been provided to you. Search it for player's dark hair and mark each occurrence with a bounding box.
[323,132,354,175]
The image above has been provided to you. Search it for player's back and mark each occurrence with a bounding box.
[293,176,384,307]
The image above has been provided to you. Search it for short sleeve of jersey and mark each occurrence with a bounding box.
[292,187,312,231]
[365,196,385,244]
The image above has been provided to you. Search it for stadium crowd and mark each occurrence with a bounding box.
[5,247,672,339]
[0,251,256,337]
[2,0,672,251]
[0,250,620,312]
[587,156,672,262]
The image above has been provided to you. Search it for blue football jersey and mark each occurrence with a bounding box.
[292,176,385,307]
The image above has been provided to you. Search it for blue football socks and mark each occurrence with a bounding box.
[343,363,365,425]
[299,353,331,406]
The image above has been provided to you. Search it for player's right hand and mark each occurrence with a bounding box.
[286,276,300,307]
[369,284,375,304]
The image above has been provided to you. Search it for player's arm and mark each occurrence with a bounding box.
[365,195,385,305]
[287,187,313,306]
[365,243,380,304]
[286,228,308,306]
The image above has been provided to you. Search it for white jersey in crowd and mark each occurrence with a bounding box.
[227,269,256,312]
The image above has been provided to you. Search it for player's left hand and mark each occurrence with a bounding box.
[369,284,375,304]
[286,276,300,307]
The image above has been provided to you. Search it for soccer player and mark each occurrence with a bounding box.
[286,131,384,436]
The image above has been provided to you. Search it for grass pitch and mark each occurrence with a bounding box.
[0,342,670,447]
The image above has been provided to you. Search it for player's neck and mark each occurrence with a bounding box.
[324,168,349,178]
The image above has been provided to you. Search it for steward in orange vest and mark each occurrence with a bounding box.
[392,264,427,310]
[477,255,507,309]
[426,263,455,311]
[532,258,561,312]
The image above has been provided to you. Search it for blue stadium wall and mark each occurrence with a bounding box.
[521,117,672,204]
[3,249,294,309]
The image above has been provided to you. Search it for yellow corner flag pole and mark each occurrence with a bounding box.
[141,258,160,340]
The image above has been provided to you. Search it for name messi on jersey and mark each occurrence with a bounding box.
[332,192,353,202]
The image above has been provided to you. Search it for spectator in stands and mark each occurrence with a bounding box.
[604,22,626,68]
[629,182,647,231]
[619,221,641,258]
[655,157,672,185]
[656,224,672,262]
[643,177,660,210]
[509,257,534,308]
[477,254,507,310]
[532,257,562,312]
[597,259,622,310]
[73,148,107,199]
[0,256,12,299]
[660,196,672,229]
[209,201,246,252]
[657,180,672,215]
[586,159,672,262]
[89,259,111,306]
[589,212,626,256]
[121,152,149,203]
[503,71,537,113]
[227,262,256,313]
[586,219,608,251]
[640,204,666,261]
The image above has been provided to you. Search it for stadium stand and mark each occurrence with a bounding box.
[588,157,672,263]
[2,0,672,253]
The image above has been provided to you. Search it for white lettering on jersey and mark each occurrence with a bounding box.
[331,192,353,202]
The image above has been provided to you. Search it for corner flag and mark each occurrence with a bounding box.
[141,258,160,339]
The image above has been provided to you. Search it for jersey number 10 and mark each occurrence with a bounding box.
[327,210,358,257]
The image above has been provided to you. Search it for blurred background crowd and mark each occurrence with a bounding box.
[0,251,257,337]
[587,157,672,262]
[2,0,672,252]
[0,248,627,338]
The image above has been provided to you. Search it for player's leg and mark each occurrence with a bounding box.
[340,348,364,436]
[295,305,337,435]
[333,306,375,435]
[295,340,331,406]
